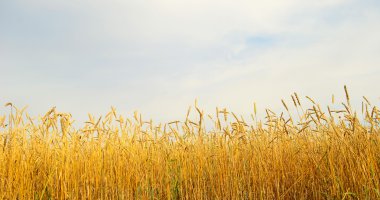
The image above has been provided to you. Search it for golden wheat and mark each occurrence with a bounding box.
[0,88,379,199]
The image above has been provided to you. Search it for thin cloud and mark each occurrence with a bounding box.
[0,0,379,123]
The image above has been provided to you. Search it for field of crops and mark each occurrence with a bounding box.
[0,87,379,199]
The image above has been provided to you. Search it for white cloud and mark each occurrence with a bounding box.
[1,0,379,123]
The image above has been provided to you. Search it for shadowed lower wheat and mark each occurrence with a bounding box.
[0,88,379,199]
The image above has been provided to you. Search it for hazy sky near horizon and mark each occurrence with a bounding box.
[1,0,379,123]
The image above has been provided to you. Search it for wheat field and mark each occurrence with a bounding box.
[0,87,379,199]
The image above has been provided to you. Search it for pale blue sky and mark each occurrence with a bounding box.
[1,0,379,123]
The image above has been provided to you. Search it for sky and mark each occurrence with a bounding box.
[0,0,379,124]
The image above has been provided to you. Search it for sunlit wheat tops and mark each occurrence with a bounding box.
[0,87,379,199]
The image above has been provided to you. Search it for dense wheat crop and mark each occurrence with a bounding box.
[0,87,379,199]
